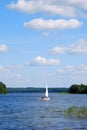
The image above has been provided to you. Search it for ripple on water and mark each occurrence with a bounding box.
[0,93,87,130]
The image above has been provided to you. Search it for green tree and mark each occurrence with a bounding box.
[69,84,80,93]
[0,82,7,94]
[69,84,87,94]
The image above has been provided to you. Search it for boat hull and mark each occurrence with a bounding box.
[40,97,50,101]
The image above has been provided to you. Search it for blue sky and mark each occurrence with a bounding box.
[0,0,87,88]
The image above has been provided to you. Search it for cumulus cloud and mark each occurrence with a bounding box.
[0,44,8,52]
[56,65,75,74]
[7,0,87,17]
[49,39,87,55]
[24,18,82,30]
[56,64,87,75]
[67,0,87,9]
[6,0,76,17]
[0,56,59,74]
[68,39,87,54]
[74,64,87,74]
[28,56,60,66]
[49,46,65,54]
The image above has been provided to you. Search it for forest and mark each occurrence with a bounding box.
[7,87,68,93]
[68,84,87,94]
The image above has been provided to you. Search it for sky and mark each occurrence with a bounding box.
[0,0,87,88]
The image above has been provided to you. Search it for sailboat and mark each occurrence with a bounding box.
[40,83,50,100]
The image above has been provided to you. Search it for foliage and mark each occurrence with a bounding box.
[65,106,87,119]
[7,87,68,93]
[0,82,7,94]
[68,84,87,94]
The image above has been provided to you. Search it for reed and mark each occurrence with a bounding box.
[65,106,87,118]
[65,128,70,130]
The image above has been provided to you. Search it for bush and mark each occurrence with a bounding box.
[0,82,7,94]
[68,84,87,94]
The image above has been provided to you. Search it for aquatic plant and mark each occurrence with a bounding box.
[65,106,87,119]
[65,128,70,130]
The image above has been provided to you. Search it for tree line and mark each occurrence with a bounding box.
[7,87,68,93]
[68,84,87,94]
[0,82,68,94]
[0,81,87,94]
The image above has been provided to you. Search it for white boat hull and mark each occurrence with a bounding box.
[40,97,50,101]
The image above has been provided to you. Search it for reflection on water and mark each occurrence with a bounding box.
[0,93,87,130]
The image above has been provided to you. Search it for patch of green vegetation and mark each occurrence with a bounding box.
[68,84,87,94]
[65,106,87,119]
[65,128,70,130]
[0,82,7,94]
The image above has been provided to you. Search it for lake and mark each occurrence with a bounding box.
[0,93,87,130]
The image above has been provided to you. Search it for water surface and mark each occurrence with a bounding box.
[0,93,87,130]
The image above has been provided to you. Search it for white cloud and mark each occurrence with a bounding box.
[7,0,87,17]
[57,65,75,74]
[6,0,76,17]
[68,39,87,54]
[67,0,87,9]
[49,46,65,54]
[74,64,87,74]
[56,64,87,75]
[29,56,60,65]
[0,44,8,52]
[24,18,82,30]
[64,65,75,73]
[50,64,87,87]
[49,39,87,55]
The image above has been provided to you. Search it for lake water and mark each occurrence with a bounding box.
[0,93,87,130]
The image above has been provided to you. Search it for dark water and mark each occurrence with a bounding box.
[0,93,87,130]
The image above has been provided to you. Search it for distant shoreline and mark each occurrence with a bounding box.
[7,87,68,93]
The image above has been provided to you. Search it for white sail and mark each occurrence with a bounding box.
[45,83,48,97]
[40,83,50,100]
